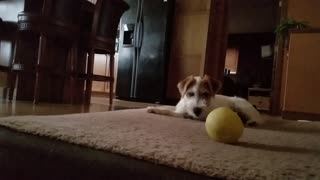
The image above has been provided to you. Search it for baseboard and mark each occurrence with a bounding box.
[282,111,320,121]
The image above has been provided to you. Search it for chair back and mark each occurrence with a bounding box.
[24,0,44,14]
[18,0,83,35]
[49,0,83,25]
[92,0,129,39]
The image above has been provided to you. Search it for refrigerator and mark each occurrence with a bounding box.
[116,0,174,104]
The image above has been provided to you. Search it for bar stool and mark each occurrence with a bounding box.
[78,0,129,105]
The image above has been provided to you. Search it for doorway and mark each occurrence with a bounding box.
[221,0,278,112]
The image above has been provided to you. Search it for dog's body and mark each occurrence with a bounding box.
[147,75,264,125]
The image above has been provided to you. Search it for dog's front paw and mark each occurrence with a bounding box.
[246,120,258,127]
[147,106,170,116]
[245,118,265,126]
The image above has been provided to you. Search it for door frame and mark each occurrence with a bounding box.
[270,0,288,115]
[204,0,228,84]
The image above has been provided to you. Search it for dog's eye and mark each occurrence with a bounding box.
[187,92,194,97]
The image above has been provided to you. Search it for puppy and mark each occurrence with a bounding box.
[147,75,264,126]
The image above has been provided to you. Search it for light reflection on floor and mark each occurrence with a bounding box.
[0,96,155,117]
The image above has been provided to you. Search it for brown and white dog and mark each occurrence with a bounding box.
[147,75,264,126]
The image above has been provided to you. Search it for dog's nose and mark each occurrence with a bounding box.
[193,107,202,116]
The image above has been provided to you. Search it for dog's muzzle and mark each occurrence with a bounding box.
[193,107,202,117]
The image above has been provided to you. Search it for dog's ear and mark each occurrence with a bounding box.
[177,75,195,96]
[203,75,221,94]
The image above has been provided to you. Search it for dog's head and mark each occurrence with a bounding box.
[177,75,221,120]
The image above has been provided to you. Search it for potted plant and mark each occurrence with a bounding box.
[275,17,310,37]
[274,17,310,47]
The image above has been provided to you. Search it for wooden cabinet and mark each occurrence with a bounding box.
[281,31,320,120]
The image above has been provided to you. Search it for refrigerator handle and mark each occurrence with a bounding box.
[133,23,139,47]
[134,0,142,48]
[132,0,143,97]
[130,47,137,97]
[138,0,144,48]
[138,22,144,48]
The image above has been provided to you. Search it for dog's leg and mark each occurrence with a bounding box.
[231,97,265,126]
[147,107,185,119]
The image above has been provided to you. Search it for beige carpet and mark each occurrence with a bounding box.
[0,108,319,180]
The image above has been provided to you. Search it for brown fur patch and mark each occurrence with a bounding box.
[197,81,212,103]
[202,75,221,96]
[177,75,196,96]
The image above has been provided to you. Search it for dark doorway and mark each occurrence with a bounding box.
[222,0,278,112]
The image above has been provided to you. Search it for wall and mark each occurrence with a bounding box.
[0,0,24,22]
[166,0,211,99]
[287,0,320,28]
[228,0,278,34]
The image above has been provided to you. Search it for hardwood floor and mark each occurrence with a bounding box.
[0,88,282,121]
[0,96,155,117]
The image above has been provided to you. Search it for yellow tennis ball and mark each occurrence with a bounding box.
[205,107,244,144]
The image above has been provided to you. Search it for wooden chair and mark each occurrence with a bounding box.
[9,0,83,103]
[79,0,129,105]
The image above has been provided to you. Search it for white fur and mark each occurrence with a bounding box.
[147,76,264,125]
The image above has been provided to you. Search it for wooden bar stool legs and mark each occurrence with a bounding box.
[109,54,114,105]
[83,52,115,105]
[8,73,17,101]
[8,35,20,101]
[33,34,47,104]
[70,43,78,104]
[65,41,78,104]
[85,48,95,104]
